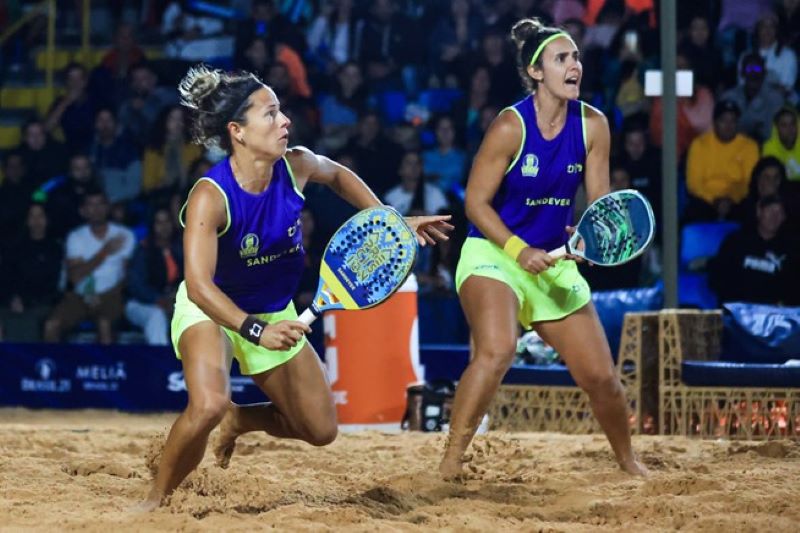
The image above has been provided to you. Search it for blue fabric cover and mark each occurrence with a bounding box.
[682,361,800,387]
[722,303,800,364]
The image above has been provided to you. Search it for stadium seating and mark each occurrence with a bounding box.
[678,221,739,309]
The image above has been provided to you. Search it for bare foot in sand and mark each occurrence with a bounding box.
[619,456,649,476]
[129,492,162,513]
[213,406,240,469]
[438,453,470,482]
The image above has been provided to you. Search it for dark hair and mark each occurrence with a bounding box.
[773,106,797,125]
[148,105,187,150]
[748,156,787,198]
[82,184,107,202]
[94,105,117,121]
[178,64,266,153]
[510,18,569,92]
[62,61,87,81]
[1,150,24,166]
[401,151,427,213]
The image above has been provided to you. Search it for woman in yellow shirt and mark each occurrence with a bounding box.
[141,106,203,195]
[762,107,800,181]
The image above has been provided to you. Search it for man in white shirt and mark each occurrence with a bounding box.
[43,188,135,344]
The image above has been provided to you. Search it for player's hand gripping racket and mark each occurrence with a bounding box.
[549,189,655,266]
[298,206,417,325]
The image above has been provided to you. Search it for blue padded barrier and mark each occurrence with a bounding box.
[721,303,800,364]
[682,361,800,388]
[679,222,739,309]
[592,285,663,359]
[504,364,576,386]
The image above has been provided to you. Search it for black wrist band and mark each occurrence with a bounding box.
[239,315,268,346]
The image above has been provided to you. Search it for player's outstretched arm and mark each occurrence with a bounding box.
[286,146,452,246]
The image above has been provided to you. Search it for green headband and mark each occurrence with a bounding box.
[529,32,570,66]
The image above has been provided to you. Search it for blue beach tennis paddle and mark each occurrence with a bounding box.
[549,189,655,266]
[298,206,418,325]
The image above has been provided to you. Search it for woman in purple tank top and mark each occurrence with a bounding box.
[439,18,647,479]
[136,66,452,511]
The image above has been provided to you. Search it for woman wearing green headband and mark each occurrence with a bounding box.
[440,18,647,479]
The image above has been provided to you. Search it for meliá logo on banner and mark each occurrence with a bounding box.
[76,362,127,391]
[21,358,71,393]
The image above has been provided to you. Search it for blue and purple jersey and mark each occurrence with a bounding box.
[181,156,305,314]
[469,95,588,251]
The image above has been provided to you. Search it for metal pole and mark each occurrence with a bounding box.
[660,0,678,308]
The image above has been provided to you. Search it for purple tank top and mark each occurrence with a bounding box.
[181,157,305,314]
[468,95,588,251]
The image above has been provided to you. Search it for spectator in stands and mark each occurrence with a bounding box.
[117,63,178,149]
[746,12,798,98]
[685,100,759,221]
[89,107,143,204]
[423,114,467,196]
[762,107,800,181]
[353,0,424,91]
[415,225,456,296]
[233,0,307,65]
[618,118,661,220]
[125,207,183,345]
[466,103,500,157]
[344,110,402,196]
[40,153,98,238]
[43,188,135,345]
[44,63,96,152]
[16,120,68,188]
[0,203,63,342]
[722,53,785,143]
[649,52,714,159]
[385,151,449,215]
[614,59,646,119]
[679,14,724,91]
[456,66,499,154]
[732,156,790,227]
[472,28,520,104]
[709,195,800,305]
[161,0,225,56]
[0,151,33,240]
[239,36,312,100]
[306,0,358,73]
[775,0,800,52]
[100,22,146,82]
[428,0,483,86]
[141,105,204,196]
[318,61,367,153]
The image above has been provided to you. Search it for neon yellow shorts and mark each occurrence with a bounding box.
[170,281,307,375]
[455,237,591,328]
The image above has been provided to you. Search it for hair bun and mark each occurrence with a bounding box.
[511,18,544,50]
[179,64,222,110]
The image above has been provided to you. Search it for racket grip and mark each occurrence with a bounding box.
[549,245,568,259]
[298,307,318,326]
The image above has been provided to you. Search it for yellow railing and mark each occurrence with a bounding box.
[0,0,93,94]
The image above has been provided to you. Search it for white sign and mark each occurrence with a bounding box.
[645,70,694,97]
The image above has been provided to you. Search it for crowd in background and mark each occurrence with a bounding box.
[0,0,799,346]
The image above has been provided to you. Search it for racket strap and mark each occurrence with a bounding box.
[503,235,528,261]
[239,315,268,346]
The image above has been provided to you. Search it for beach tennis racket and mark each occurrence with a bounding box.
[298,206,417,325]
[549,189,655,266]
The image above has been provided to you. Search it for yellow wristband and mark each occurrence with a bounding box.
[503,235,528,261]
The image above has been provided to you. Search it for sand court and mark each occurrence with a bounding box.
[1,408,798,531]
